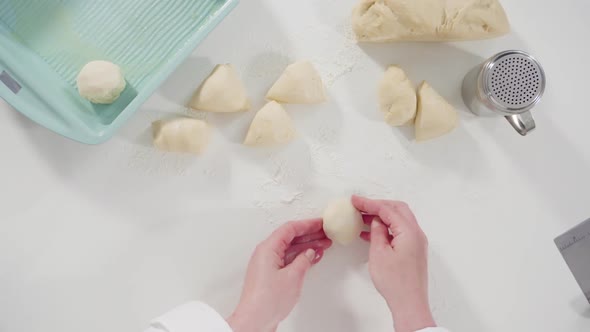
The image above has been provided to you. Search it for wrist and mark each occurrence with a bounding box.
[227,305,277,332]
[387,297,435,332]
[226,309,261,332]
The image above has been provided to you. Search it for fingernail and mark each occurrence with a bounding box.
[304,248,315,261]
[372,218,380,228]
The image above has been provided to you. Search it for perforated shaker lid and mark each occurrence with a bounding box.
[482,50,546,114]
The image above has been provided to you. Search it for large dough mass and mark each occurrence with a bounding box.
[353,0,510,42]
[323,198,364,245]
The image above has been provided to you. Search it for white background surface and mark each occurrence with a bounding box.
[1,0,590,331]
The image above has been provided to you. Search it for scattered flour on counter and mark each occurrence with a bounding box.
[123,143,195,176]
[281,191,304,204]
[244,52,293,80]
[265,143,315,187]
[313,124,340,145]
[202,167,217,177]
[308,141,346,179]
[289,23,363,87]
[358,175,396,197]
[111,106,222,177]
[242,22,362,87]
[253,199,279,224]
[186,108,209,121]
[252,196,318,225]
[262,155,294,187]
[252,145,323,224]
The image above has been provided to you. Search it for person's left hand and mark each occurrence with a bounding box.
[227,219,332,332]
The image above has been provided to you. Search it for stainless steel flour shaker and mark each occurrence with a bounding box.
[462,50,546,135]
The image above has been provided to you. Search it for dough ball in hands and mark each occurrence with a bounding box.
[266,61,327,104]
[190,64,250,112]
[152,118,211,154]
[415,81,458,142]
[244,101,296,147]
[323,198,364,245]
[77,60,126,104]
[379,65,417,126]
[352,0,510,42]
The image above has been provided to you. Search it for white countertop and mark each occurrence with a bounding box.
[2,0,590,331]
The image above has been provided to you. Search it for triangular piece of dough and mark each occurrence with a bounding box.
[379,65,417,126]
[266,61,327,104]
[415,82,458,141]
[190,64,250,112]
[244,101,296,146]
[353,0,510,42]
[152,118,211,154]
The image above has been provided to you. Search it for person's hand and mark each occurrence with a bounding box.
[227,219,332,332]
[352,195,436,332]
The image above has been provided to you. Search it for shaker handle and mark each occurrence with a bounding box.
[506,111,536,136]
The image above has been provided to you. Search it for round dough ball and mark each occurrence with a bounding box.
[77,60,126,104]
[323,198,364,245]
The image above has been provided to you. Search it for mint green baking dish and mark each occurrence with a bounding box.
[0,0,237,144]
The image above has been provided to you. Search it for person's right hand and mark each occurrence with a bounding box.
[351,195,436,332]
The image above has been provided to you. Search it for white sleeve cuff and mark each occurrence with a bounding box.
[148,301,232,332]
[416,328,450,332]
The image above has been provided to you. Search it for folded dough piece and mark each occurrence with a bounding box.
[379,66,417,126]
[190,64,250,112]
[152,118,211,154]
[353,0,510,42]
[415,82,458,141]
[323,198,364,246]
[266,61,327,104]
[244,101,296,146]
